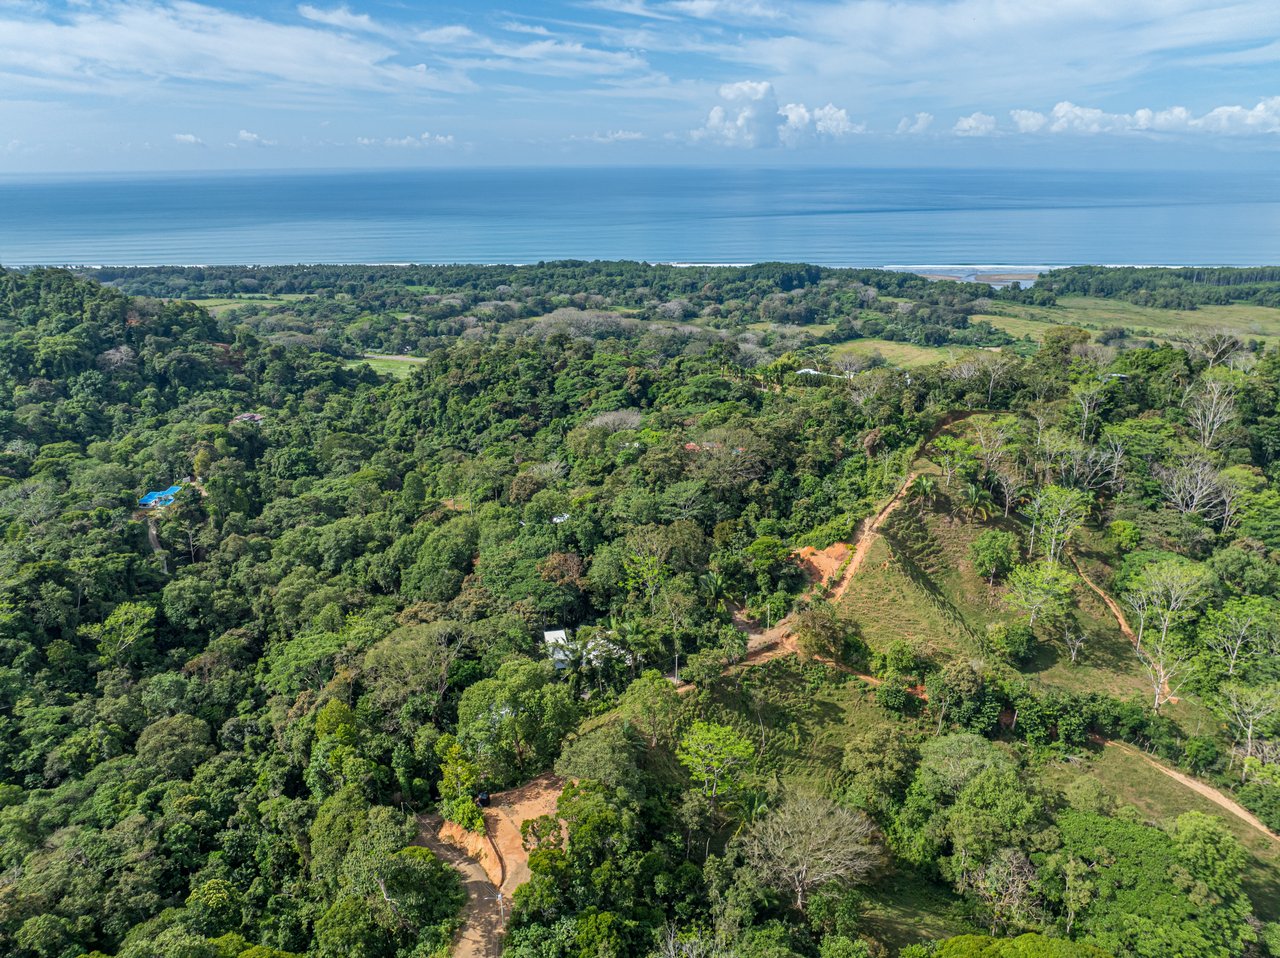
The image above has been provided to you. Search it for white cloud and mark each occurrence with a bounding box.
[415,22,651,80]
[237,129,275,146]
[357,131,455,148]
[696,79,779,147]
[719,79,772,100]
[1044,101,1131,134]
[296,4,387,36]
[1007,97,1280,135]
[728,0,1280,118]
[695,80,861,148]
[666,0,781,20]
[895,112,933,134]
[172,132,203,145]
[953,112,996,136]
[418,25,477,44]
[1009,109,1047,133]
[575,129,646,142]
[1195,97,1280,133]
[812,103,860,136]
[0,1,467,98]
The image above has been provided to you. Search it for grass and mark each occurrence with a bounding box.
[709,658,900,793]
[839,534,977,661]
[708,659,976,949]
[977,296,1280,345]
[182,293,309,317]
[1042,744,1280,922]
[831,338,958,369]
[830,418,1151,701]
[344,354,426,379]
[858,873,977,951]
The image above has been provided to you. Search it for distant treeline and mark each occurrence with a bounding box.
[1037,265,1280,309]
[73,261,1022,356]
[84,260,1011,303]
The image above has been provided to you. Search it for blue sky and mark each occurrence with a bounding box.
[1,0,1279,172]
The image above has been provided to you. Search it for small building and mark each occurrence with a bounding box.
[139,484,183,509]
[232,412,265,424]
[543,630,571,670]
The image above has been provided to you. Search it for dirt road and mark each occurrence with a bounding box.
[418,819,506,958]
[832,471,918,599]
[1068,552,1136,643]
[1105,741,1279,841]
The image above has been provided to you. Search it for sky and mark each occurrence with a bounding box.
[1,0,1279,173]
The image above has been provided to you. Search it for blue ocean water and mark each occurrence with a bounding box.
[1,166,1278,267]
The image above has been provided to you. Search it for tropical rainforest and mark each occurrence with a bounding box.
[0,261,1278,958]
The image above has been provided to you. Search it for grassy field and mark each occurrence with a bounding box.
[978,295,1280,345]
[710,659,894,792]
[184,293,310,316]
[834,418,1150,701]
[344,354,427,379]
[831,338,958,368]
[858,873,976,951]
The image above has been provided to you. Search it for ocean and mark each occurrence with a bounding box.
[1,166,1278,268]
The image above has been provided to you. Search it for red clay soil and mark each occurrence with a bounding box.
[484,773,564,896]
[795,542,851,585]
[420,774,566,957]
[417,818,505,958]
[832,471,918,600]
[1067,552,1137,643]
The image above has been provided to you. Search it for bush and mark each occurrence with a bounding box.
[871,639,918,679]
[1107,519,1141,552]
[875,672,913,712]
[1181,736,1221,775]
[982,622,1033,663]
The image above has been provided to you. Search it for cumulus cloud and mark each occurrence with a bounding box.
[1009,109,1047,133]
[694,80,861,148]
[356,131,455,147]
[953,112,997,136]
[172,132,203,145]
[1007,97,1280,135]
[812,103,861,136]
[895,112,933,134]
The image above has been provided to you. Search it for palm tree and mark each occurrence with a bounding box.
[908,473,937,505]
[960,482,995,521]
[699,570,730,615]
[608,615,659,676]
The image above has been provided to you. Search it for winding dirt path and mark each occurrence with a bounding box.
[1067,552,1136,643]
[416,775,564,957]
[418,819,506,958]
[832,470,918,599]
[1105,741,1279,841]
[669,411,992,690]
